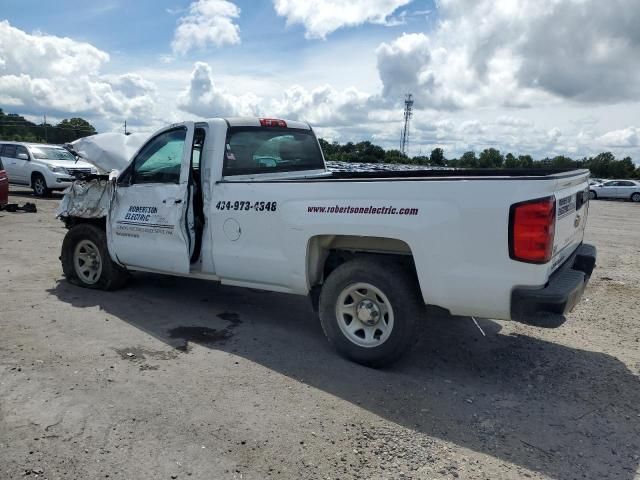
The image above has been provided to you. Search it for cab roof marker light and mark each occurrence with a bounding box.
[259,118,287,128]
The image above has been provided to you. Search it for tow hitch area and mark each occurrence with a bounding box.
[511,243,597,328]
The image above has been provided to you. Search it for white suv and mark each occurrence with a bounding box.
[0,142,96,197]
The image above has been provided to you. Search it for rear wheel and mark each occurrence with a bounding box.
[319,257,423,367]
[61,224,128,290]
[588,190,597,200]
[631,192,640,203]
[32,173,50,197]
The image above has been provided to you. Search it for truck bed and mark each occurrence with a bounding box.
[222,168,589,182]
[328,168,585,180]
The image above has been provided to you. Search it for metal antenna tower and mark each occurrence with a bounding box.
[400,93,413,156]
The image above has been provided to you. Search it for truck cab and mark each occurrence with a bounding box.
[100,118,322,278]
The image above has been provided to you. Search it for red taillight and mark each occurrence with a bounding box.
[509,196,556,264]
[259,118,287,128]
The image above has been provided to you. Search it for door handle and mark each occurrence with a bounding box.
[162,198,183,204]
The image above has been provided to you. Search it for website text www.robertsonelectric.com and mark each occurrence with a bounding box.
[307,205,419,215]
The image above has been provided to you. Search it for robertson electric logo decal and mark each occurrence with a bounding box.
[123,205,158,222]
[307,204,419,215]
[115,205,174,237]
[557,194,576,219]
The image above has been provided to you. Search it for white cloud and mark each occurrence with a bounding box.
[270,84,373,126]
[0,21,157,127]
[2,4,640,163]
[0,20,109,77]
[375,0,640,110]
[496,115,533,128]
[177,62,260,117]
[273,0,412,39]
[176,62,377,127]
[171,0,241,55]
[598,128,640,148]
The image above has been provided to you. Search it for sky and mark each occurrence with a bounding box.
[1,0,639,161]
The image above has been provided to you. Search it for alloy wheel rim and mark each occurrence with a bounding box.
[35,178,45,195]
[335,282,394,348]
[73,239,102,284]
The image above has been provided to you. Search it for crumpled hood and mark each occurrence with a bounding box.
[68,132,150,174]
[42,159,95,170]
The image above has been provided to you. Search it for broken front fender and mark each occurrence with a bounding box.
[57,179,112,220]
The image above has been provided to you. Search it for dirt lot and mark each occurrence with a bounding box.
[1,187,639,480]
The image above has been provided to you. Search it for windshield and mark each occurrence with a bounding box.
[29,146,76,161]
[224,127,324,176]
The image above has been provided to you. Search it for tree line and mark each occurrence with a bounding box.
[1,108,637,179]
[0,109,97,144]
[319,139,640,179]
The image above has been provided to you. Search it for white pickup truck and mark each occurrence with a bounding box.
[58,117,596,366]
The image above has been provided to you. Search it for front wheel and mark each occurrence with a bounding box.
[32,173,50,197]
[588,190,597,200]
[61,224,129,290]
[631,192,640,203]
[319,257,423,367]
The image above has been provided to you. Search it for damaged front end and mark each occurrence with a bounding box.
[57,132,149,227]
[56,177,112,227]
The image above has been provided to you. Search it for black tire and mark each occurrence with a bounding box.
[319,257,423,367]
[32,173,50,197]
[588,190,597,200]
[631,192,640,203]
[61,224,129,290]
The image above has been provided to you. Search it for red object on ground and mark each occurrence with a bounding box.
[0,159,8,206]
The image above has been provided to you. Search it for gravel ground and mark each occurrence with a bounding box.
[1,187,639,480]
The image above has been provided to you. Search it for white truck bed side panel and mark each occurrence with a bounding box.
[210,177,564,319]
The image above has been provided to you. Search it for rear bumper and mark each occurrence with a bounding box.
[511,243,596,327]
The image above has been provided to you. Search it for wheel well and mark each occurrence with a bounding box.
[307,235,417,309]
[31,171,44,186]
[308,235,415,283]
[62,216,107,230]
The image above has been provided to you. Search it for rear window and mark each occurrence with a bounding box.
[223,127,324,176]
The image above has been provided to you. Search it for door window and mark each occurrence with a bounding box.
[3,145,17,158]
[618,181,635,187]
[132,128,187,184]
[15,145,29,159]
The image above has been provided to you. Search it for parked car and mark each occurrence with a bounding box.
[0,142,97,197]
[0,156,8,206]
[56,117,596,366]
[589,179,640,202]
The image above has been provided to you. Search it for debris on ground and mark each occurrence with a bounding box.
[0,202,37,213]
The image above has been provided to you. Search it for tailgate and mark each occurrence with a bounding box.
[550,172,590,272]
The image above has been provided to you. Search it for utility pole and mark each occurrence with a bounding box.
[400,93,413,156]
[44,114,48,143]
